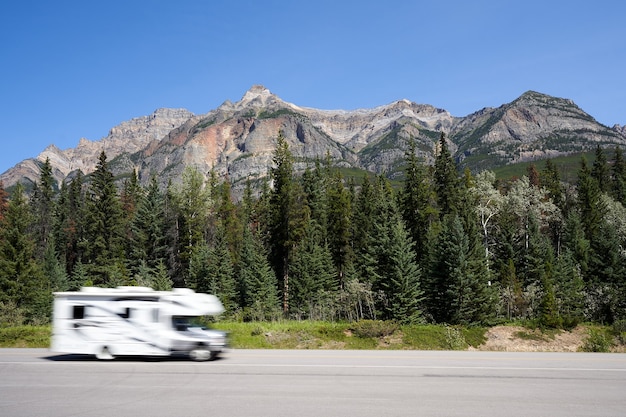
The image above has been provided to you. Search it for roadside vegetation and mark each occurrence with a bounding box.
[3,321,626,353]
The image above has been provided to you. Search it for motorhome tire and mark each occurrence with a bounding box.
[96,346,114,360]
[189,345,212,361]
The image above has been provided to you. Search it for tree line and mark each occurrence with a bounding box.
[1,132,625,327]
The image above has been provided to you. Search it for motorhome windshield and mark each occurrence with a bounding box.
[172,316,208,331]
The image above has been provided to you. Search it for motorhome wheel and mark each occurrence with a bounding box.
[96,346,115,360]
[189,345,212,361]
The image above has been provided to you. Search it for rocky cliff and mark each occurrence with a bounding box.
[2,86,625,194]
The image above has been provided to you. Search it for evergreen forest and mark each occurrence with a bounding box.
[1,132,626,329]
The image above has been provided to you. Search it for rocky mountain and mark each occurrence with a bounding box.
[2,85,625,195]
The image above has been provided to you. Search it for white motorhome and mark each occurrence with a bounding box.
[51,286,228,361]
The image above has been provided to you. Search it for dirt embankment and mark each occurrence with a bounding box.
[475,326,591,352]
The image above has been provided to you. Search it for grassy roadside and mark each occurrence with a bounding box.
[3,321,620,352]
[0,321,487,350]
[216,321,487,350]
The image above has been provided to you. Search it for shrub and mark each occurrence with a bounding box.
[580,328,612,352]
[611,320,626,345]
[350,320,398,338]
[445,326,467,350]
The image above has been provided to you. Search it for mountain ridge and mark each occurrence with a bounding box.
[2,86,624,193]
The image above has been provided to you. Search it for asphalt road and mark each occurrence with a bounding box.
[1,348,625,417]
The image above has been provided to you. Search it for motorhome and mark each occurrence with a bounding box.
[51,286,227,361]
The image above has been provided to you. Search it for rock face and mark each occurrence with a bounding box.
[1,108,195,188]
[452,91,624,171]
[2,86,625,195]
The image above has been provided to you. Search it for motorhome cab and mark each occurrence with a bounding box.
[51,287,228,361]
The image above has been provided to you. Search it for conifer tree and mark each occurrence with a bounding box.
[399,137,436,262]
[129,176,168,272]
[433,132,460,218]
[152,260,173,291]
[68,260,89,290]
[542,159,565,209]
[301,161,328,241]
[561,211,590,277]
[326,169,352,288]
[30,157,56,260]
[351,174,375,263]
[526,163,541,187]
[207,229,238,314]
[591,145,610,193]
[379,218,424,323]
[43,236,68,293]
[611,146,626,205]
[0,184,47,322]
[538,261,562,328]
[268,131,307,313]
[82,151,126,286]
[170,167,213,286]
[553,250,585,327]
[238,225,280,320]
[190,230,237,313]
[53,173,85,276]
[289,221,337,319]
[426,213,494,325]
[500,258,524,320]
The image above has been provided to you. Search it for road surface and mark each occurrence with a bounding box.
[1,348,625,416]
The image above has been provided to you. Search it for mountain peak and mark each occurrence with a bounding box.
[241,85,272,102]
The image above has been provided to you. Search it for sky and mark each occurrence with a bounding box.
[1,0,625,174]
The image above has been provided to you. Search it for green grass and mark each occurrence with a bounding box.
[215,321,487,350]
[0,321,488,351]
[0,326,51,348]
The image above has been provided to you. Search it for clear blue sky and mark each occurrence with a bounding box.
[1,0,624,174]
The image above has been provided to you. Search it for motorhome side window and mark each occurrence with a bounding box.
[72,305,85,319]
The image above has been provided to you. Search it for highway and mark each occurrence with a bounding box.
[1,348,625,416]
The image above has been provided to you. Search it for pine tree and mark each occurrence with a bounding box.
[399,137,436,262]
[30,157,56,260]
[527,163,541,187]
[561,211,590,277]
[351,174,375,263]
[433,132,460,218]
[152,260,173,291]
[53,174,85,276]
[190,232,237,314]
[301,161,328,241]
[326,169,352,288]
[500,258,524,320]
[268,131,307,313]
[425,213,494,325]
[238,225,279,320]
[0,184,47,322]
[591,145,610,193]
[611,146,626,205]
[538,261,562,328]
[43,236,68,293]
[289,222,337,319]
[207,229,238,314]
[129,176,168,272]
[82,151,126,286]
[173,167,212,281]
[379,218,424,324]
[68,260,89,290]
[554,250,585,328]
[542,159,564,209]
